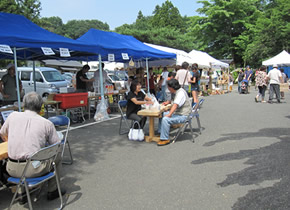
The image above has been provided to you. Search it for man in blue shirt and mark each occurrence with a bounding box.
[244,65,253,93]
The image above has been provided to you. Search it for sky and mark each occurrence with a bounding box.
[40,0,202,30]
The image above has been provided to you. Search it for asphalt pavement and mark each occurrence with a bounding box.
[1,86,289,210]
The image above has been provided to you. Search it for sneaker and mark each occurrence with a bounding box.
[261,100,266,103]
[17,193,27,205]
[267,100,273,104]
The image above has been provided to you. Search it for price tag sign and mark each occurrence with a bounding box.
[41,47,55,55]
[59,48,70,57]
[122,53,129,60]
[0,45,13,54]
[108,54,115,62]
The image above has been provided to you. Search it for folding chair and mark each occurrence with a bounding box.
[172,103,202,143]
[1,110,14,123]
[8,143,64,210]
[48,115,73,165]
[118,100,131,135]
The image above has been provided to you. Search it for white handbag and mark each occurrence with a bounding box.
[128,121,144,141]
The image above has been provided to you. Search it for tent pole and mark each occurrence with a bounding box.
[146,58,150,94]
[99,54,104,103]
[33,60,36,91]
[13,47,21,112]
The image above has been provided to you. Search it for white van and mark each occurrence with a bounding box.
[18,67,68,98]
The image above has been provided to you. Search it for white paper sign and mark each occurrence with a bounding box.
[59,48,70,57]
[41,47,55,55]
[108,54,115,62]
[121,53,129,60]
[0,45,13,54]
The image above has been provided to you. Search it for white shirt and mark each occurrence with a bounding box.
[267,68,282,84]
[173,88,187,107]
[161,71,169,86]
[175,69,191,86]
[0,110,60,160]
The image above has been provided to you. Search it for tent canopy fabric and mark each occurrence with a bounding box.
[0,12,97,60]
[77,29,176,62]
[144,43,193,66]
[189,50,229,69]
[262,50,290,66]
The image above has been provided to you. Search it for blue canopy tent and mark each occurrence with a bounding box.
[77,29,176,96]
[0,12,100,111]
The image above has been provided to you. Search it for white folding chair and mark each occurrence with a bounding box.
[172,102,202,143]
[8,143,64,210]
[48,115,73,165]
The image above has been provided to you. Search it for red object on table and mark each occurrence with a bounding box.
[54,93,88,109]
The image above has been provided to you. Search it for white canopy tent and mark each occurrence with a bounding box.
[262,50,290,66]
[189,50,229,69]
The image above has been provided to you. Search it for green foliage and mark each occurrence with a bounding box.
[63,19,110,39]
[151,0,186,32]
[39,16,64,35]
[0,0,41,22]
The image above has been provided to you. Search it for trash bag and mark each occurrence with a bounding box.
[94,99,110,122]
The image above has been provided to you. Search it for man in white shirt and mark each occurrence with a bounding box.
[158,67,169,102]
[267,64,282,103]
[157,79,192,146]
[175,62,191,93]
[0,92,65,203]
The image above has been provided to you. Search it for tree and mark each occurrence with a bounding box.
[0,0,20,14]
[16,0,41,22]
[151,0,186,32]
[39,16,64,35]
[193,0,261,65]
[63,19,110,39]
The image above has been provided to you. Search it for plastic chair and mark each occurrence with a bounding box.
[8,143,64,210]
[172,103,202,143]
[48,115,73,165]
[118,100,132,135]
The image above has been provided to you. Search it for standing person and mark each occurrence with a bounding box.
[244,65,253,93]
[146,68,156,96]
[189,66,200,105]
[175,62,191,94]
[165,72,176,101]
[267,64,282,104]
[255,65,268,103]
[94,62,109,93]
[158,67,169,102]
[280,68,287,99]
[0,92,65,204]
[126,80,153,129]
[0,63,22,105]
[228,72,234,92]
[76,64,94,92]
[237,69,245,94]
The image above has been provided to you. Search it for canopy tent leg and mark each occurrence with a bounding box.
[99,54,105,103]
[13,47,22,112]
[146,58,150,94]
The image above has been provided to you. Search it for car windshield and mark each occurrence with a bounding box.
[42,71,65,82]
[109,75,121,81]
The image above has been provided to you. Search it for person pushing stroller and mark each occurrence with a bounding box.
[240,79,249,94]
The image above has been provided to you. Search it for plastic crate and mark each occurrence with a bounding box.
[54,93,88,109]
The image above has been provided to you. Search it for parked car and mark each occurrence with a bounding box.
[107,73,125,89]
[18,67,68,98]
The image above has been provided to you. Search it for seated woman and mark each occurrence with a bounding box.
[126,80,153,128]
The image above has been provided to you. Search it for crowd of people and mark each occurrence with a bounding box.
[237,64,288,103]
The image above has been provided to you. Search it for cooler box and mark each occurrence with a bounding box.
[54,93,88,109]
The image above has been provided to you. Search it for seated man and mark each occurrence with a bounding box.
[158,79,192,146]
[0,92,65,204]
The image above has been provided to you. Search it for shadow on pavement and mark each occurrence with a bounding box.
[192,127,290,210]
